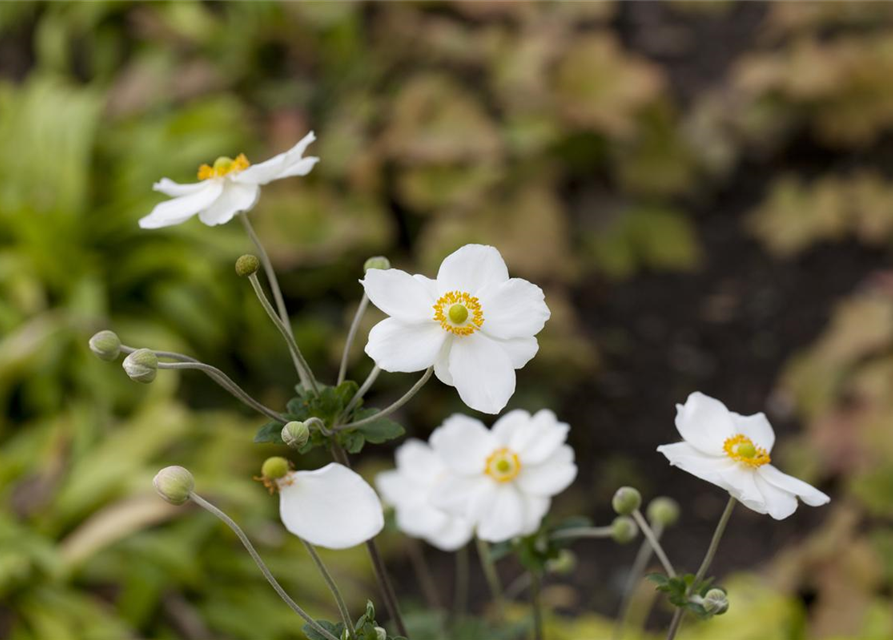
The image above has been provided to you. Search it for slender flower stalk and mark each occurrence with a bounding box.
[531,571,544,640]
[121,345,286,423]
[613,523,665,640]
[334,367,432,431]
[188,492,339,640]
[406,538,443,611]
[157,362,287,423]
[631,510,676,578]
[338,293,370,385]
[329,445,408,637]
[665,498,736,640]
[549,526,614,541]
[343,365,381,416]
[453,545,469,618]
[301,540,356,640]
[476,538,505,620]
[247,272,319,394]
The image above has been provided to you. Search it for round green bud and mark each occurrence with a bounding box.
[546,549,577,575]
[703,589,729,615]
[612,486,642,516]
[374,628,387,640]
[611,516,638,544]
[363,256,391,272]
[281,421,310,449]
[647,497,681,527]
[153,466,194,505]
[89,330,121,361]
[123,349,158,383]
[261,456,290,480]
[235,254,260,277]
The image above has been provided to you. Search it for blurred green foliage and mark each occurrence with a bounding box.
[3,1,893,639]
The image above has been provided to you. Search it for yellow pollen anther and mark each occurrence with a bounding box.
[485,447,521,483]
[198,153,250,180]
[434,291,484,336]
[723,434,770,468]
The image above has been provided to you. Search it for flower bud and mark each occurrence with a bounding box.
[611,516,638,544]
[281,421,310,449]
[703,589,729,615]
[261,456,290,480]
[612,486,642,516]
[363,256,390,272]
[89,330,121,361]
[374,628,387,640]
[546,549,577,575]
[153,466,194,505]
[123,349,158,383]
[235,254,260,277]
[647,497,681,527]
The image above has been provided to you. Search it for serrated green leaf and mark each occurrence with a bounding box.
[303,620,344,640]
[253,420,287,444]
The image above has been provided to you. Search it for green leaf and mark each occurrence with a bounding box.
[303,620,344,640]
[253,420,287,444]
[354,412,405,444]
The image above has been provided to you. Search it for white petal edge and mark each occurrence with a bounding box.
[758,464,830,507]
[436,244,509,295]
[674,392,737,456]
[478,278,550,340]
[365,318,446,373]
[362,268,438,323]
[139,180,224,229]
[429,414,496,475]
[233,131,318,185]
[730,411,776,453]
[198,181,260,226]
[476,484,526,542]
[515,445,577,497]
[448,332,516,415]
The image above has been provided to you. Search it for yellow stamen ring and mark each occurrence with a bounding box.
[723,434,770,468]
[198,153,250,180]
[484,447,522,483]
[433,290,484,336]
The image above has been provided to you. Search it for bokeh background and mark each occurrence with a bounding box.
[2,2,893,639]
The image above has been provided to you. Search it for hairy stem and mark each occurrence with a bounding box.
[632,510,676,578]
[338,294,369,386]
[549,526,614,541]
[335,368,432,431]
[248,273,318,394]
[343,365,381,417]
[301,540,356,640]
[613,522,664,640]
[189,493,339,640]
[665,497,736,640]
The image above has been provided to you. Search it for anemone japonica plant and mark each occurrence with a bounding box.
[90,132,830,640]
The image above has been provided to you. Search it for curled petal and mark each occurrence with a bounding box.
[730,411,776,453]
[758,465,830,507]
[675,392,737,456]
[233,132,318,185]
[752,473,798,520]
[198,182,260,226]
[657,442,736,492]
[139,180,224,229]
[279,463,384,549]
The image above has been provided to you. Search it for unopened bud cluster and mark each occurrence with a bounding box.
[89,330,121,361]
[611,516,638,544]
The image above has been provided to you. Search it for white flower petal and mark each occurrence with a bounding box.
[493,409,569,465]
[758,465,830,507]
[396,502,451,539]
[493,335,539,369]
[520,495,551,536]
[478,278,550,339]
[675,392,737,456]
[279,463,384,550]
[719,465,765,505]
[426,517,474,552]
[198,181,260,226]
[448,332,516,414]
[476,484,526,542]
[375,469,415,507]
[139,180,224,229]
[515,445,577,497]
[365,318,445,373]
[436,244,509,295]
[657,442,737,492]
[430,474,491,517]
[362,268,438,323]
[429,414,496,475]
[730,411,776,453]
[153,177,208,197]
[233,132,318,185]
[753,473,798,520]
[395,439,445,483]
[433,341,454,385]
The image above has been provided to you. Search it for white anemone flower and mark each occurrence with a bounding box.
[139,131,319,229]
[376,439,474,551]
[657,392,830,520]
[277,463,384,550]
[361,244,550,414]
[428,410,577,543]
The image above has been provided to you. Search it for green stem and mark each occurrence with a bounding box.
[531,571,544,640]
[613,522,664,640]
[338,294,369,386]
[188,493,339,640]
[301,540,356,640]
[632,510,676,578]
[665,497,736,640]
[453,545,469,619]
[248,273,318,394]
[407,537,442,611]
[156,361,286,423]
[342,365,381,417]
[476,538,505,620]
[549,526,614,541]
[329,444,408,638]
[334,367,431,431]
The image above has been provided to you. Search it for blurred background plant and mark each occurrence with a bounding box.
[1,2,892,639]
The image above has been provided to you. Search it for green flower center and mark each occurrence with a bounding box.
[448,303,469,325]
